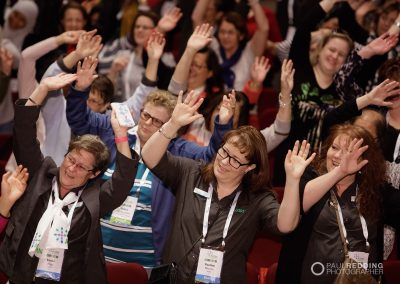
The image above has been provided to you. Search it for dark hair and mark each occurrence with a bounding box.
[91,75,114,104]
[217,11,248,45]
[378,57,400,82]
[67,134,110,172]
[198,47,224,96]
[201,126,270,193]
[315,124,385,221]
[127,10,159,46]
[60,1,88,30]
[352,108,386,147]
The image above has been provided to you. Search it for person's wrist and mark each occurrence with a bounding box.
[279,92,292,108]
[0,199,11,218]
[114,135,128,144]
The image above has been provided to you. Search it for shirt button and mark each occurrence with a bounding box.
[192,254,196,259]
[344,218,349,223]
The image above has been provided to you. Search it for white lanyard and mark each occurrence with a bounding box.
[52,182,83,224]
[393,132,400,162]
[332,186,369,250]
[201,185,241,247]
[135,168,150,197]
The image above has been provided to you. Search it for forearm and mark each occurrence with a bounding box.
[145,57,159,82]
[115,137,131,159]
[356,93,372,110]
[276,94,292,123]
[141,120,180,169]
[26,84,49,106]
[62,51,82,70]
[18,36,58,99]
[250,2,269,56]
[303,167,345,212]
[191,0,208,27]
[319,0,340,13]
[170,47,196,87]
[0,197,12,218]
[277,178,300,233]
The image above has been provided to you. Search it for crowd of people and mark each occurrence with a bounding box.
[0,0,399,283]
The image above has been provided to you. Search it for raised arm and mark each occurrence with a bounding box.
[302,138,368,212]
[155,7,183,34]
[18,31,82,99]
[168,24,213,95]
[261,59,293,152]
[125,32,165,122]
[191,0,210,27]
[248,0,269,57]
[142,91,203,169]
[278,140,315,233]
[243,56,270,104]
[0,47,13,104]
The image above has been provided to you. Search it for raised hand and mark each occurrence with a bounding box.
[157,7,183,33]
[364,79,400,107]
[250,56,270,85]
[170,90,204,127]
[40,73,77,91]
[110,108,129,138]
[56,30,84,45]
[75,30,103,59]
[285,140,316,180]
[219,90,236,124]
[187,24,213,52]
[337,138,369,176]
[0,47,13,76]
[0,165,29,216]
[110,55,130,74]
[360,33,398,59]
[280,59,295,97]
[75,56,99,91]
[146,31,166,61]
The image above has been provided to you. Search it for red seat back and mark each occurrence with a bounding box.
[106,262,148,284]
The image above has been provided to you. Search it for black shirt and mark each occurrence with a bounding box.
[152,152,281,284]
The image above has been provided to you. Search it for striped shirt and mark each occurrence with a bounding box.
[101,159,155,268]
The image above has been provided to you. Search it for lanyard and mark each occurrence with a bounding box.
[201,184,241,247]
[393,132,400,163]
[135,167,150,197]
[331,186,369,250]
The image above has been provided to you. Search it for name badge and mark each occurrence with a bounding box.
[194,187,210,198]
[110,196,138,225]
[35,248,65,281]
[349,251,369,267]
[195,247,224,284]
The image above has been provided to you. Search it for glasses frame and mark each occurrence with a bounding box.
[65,153,94,174]
[140,109,166,128]
[217,147,250,169]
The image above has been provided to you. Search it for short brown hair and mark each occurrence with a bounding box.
[315,124,385,221]
[202,126,270,193]
[144,90,177,116]
[67,134,110,172]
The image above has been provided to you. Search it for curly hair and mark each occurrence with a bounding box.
[201,126,270,193]
[144,90,177,116]
[314,124,385,222]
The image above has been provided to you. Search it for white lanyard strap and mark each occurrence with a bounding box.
[332,187,369,249]
[393,132,400,162]
[135,167,150,196]
[52,180,83,224]
[201,184,241,247]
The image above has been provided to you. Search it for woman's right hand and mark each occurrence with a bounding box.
[187,23,213,53]
[40,73,78,92]
[285,140,316,180]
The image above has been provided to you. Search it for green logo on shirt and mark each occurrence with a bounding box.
[234,208,246,213]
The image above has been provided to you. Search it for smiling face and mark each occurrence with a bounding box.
[317,37,351,75]
[326,134,352,172]
[213,139,255,184]
[133,15,155,47]
[59,149,98,191]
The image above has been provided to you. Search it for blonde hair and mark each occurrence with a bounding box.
[144,90,177,116]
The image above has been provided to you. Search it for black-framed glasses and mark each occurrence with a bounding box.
[65,153,94,173]
[140,109,166,128]
[217,147,250,169]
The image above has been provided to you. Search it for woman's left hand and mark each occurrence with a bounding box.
[285,140,316,180]
[170,90,204,127]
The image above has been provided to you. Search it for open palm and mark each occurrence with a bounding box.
[285,140,316,180]
[41,73,77,91]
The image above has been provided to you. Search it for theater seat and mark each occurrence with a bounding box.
[0,271,7,284]
[383,260,400,284]
[106,262,148,284]
[246,262,259,284]
[265,262,278,284]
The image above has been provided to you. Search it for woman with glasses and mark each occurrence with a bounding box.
[141,90,315,283]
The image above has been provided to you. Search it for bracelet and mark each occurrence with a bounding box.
[158,126,175,140]
[28,97,40,106]
[114,136,128,144]
[279,93,292,108]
